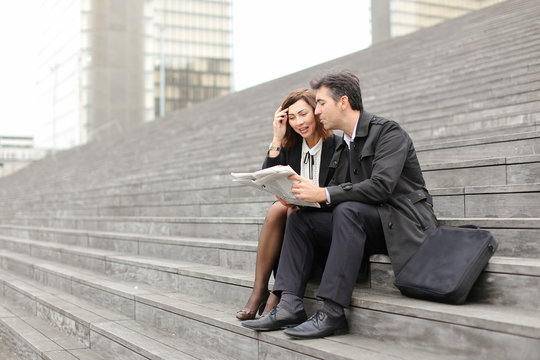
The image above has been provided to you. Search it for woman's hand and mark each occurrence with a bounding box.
[276,196,298,210]
[272,106,288,145]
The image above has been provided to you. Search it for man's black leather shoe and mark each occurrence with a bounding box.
[241,305,307,331]
[284,310,348,339]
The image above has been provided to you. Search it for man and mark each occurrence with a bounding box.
[242,71,438,339]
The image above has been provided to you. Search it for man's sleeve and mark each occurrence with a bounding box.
[327,123,409,205]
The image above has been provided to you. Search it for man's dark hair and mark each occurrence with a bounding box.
[310,70,363,111]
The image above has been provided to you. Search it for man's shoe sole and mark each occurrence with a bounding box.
[285,326,348,339]
[242,321,304,332]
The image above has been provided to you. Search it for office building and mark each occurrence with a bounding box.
[151,0,233,117]
[372,0,505,43]
[36,0,233,149]
[0,136,47,177]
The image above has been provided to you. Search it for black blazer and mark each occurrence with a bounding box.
[262,134,341,187]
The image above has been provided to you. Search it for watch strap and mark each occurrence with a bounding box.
[268,144,282,151]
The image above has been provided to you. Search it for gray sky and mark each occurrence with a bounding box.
[0,1,371,139]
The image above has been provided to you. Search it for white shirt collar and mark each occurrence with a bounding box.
[343,118,359,149]
[302,137,323,154]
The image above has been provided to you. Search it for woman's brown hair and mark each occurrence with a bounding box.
[280,88,332,150]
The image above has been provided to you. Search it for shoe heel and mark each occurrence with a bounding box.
[257,301,267,316]
[257,291,271,316]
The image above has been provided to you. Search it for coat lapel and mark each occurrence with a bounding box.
[319,135,336,186]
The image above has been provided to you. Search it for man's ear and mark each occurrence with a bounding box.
[339,95,349,110]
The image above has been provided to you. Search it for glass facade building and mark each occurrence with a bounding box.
[36,0,233,149]
[149,0,233,117]
[372,0,505,43]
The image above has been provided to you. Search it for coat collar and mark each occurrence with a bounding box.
[354,110,374,139]
[337,110,374,151]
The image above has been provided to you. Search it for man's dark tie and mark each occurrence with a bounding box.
[345,146,351,182]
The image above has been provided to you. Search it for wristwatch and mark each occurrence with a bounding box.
[268,144,282,152]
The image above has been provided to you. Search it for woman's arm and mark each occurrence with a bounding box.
[263,106,288,169]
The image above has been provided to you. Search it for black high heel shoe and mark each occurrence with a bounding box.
[236,291,270,320]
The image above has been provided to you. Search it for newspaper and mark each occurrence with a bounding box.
[231,165,321,208]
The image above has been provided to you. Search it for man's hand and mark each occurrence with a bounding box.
[289,174,327,203]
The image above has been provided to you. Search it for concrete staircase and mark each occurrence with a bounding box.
[0,0,539,358]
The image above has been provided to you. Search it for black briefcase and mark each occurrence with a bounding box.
[394,225,498,304]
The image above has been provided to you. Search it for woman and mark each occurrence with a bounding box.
[236,88,340,320]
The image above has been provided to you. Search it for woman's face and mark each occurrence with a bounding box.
[287,99,319,144]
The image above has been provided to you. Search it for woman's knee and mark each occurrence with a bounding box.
[265,202,288,226]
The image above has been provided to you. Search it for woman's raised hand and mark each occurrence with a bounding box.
[272,106,288,145]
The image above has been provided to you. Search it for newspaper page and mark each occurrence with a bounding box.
[231,165,321,208]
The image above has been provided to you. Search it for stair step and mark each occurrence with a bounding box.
[0,267,460,360]
[0,271,232,360]
[6,143,540,201]
[0,231,538,317]
[416,130,540,163]
[2,216,539,258]
[2,128,539,215]
[432,183,540,218]
[8,253,540,359]
[0,301,106,360]
[423,154,540,189]
[0,225,258,272]
[2,254,540,359]
[4,153,540,219]
[1,216,539,260]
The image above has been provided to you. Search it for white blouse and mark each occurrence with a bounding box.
[300,138,323,186]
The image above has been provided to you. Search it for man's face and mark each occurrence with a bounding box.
[315,86,341,130]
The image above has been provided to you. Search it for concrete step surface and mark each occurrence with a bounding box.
[1,127,538,206]
[0,255,538,359]
[0,229,537,313]
[0,216,539,265]
[1,216,538,259]
[0,215,539,261]
[6,177,540,220]
[3,183,540,222]
[0,0,538,358]
[0,268,462,360]
[2,153,539,220]
[0,300,106,360]
[0,271,234,360]
[432,183,540,218]
[415,130,540,163]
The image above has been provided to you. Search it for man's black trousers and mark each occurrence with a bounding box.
[273,201,387,307]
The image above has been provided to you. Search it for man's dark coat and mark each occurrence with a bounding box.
[327,111,438,274]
